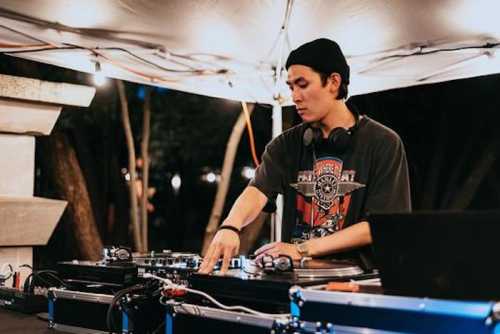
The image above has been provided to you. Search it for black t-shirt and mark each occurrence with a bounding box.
[249,102,411,262]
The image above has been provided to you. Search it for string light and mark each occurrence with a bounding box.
[241,166,255,179]
[171,174,181,193]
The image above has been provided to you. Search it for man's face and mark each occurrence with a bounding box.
[286,65,338,123]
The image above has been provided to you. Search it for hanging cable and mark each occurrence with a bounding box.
[241,101,260,167]
[0,42,52,48]
[144,273,288,319]
[0,23,57,47]
[0,21,247,75]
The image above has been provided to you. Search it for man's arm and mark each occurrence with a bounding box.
[221,186,269,230]
[306,221,372,256]
[254,221,372,260]
[198,186,268,273]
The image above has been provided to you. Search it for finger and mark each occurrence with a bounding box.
[254,253,266,263]
[198,244,216,273]
[206,245,223,273]
[254,244,280,262]
[254,242,277,255]
[255,251,277,263]
[200,245,222,274]
[220,247,233,274]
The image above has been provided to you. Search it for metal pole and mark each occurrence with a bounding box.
[269,0,293,242]
[272,103,283,242]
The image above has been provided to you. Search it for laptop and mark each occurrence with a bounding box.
[369,211,500,301]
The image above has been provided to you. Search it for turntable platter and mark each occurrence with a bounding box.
[240,257,364,279]
[293,259,364,278]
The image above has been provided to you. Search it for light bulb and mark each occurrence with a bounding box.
[93,61,107,87]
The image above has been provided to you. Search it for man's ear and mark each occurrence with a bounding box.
[328,73,342,93]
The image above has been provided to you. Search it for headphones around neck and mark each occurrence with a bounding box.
[303,109,361,154]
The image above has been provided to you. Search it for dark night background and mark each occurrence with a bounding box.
[1,53,499,264]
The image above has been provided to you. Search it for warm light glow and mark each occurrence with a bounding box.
[201,170,221,183]
[171,174,181,190]
[93,61,107,87]
[205,172,217,183]
[93,71,107,86]
[241,166,255,179]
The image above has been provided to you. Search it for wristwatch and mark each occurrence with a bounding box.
[295,242,310,258]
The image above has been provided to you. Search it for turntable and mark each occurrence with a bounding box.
[188,256,376,313]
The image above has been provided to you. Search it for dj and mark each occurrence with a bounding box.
[199,38,411,274]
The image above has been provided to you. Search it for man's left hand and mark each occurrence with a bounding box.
[254,242,301,262]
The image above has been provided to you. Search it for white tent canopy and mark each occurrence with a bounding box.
[1,0,499,105]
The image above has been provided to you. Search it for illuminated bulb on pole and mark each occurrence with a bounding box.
[241,166,255,179]
[206,172,217,183]
[171,174,181,193]
[93,61,107,87]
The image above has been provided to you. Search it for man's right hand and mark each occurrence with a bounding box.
[198,228,240,274]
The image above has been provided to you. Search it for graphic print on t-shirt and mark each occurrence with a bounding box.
[291,157,365,242]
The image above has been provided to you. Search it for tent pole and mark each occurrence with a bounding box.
[269,0,293,242]
[272,103,283,242]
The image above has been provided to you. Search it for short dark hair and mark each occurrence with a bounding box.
[319,72,348,100]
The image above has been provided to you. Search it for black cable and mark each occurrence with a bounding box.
[2,9,499,73]
[106,47,201,74]
[0,23,51,45]
[0,264,13,282]
[63,43,203,74]
[23,270,67,294]
[4,43,202,74]
[22,273,32,293]
[0,21,242,76]
[26,273,52,293]
[0,8,162,50]
[0,27,213,75]
[18,264,33,270]
[106,284,146,333]
[3,46,73,54]
[38,271,68,288]
[379,43,500,61]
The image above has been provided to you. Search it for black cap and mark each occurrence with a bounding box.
[285,38,350,85]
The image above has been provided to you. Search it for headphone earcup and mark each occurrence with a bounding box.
[328,127,351,154]
[303,127,323,147]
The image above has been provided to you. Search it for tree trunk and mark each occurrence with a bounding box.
[201,103,255,255]
[49,132,103,260]
[140,87,152,251]
[116,80,142,252]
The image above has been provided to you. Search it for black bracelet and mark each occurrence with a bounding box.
[218,225,240,235]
